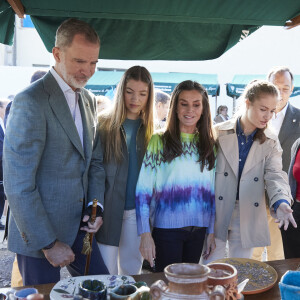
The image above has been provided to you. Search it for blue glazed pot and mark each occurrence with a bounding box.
[78,279,107,300]
[279,271,300,300]
[110,284,139,300]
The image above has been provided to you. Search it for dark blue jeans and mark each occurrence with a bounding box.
[152,227,207,272]
[17,230,109,285]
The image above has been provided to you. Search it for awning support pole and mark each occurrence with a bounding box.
[233,96,236,113]
[285,14,300,29]
[7,0,25,18]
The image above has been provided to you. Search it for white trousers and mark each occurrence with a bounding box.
[98,209,143,275]
[202,201,253,264]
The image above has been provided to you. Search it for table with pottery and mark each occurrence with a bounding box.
[1,258,300,300]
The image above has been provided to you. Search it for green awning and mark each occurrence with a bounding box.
[85,71,219,96]
[85,71,124,95]
[1,1,300,60]
[226,74,300,98]
[151,72,220,96]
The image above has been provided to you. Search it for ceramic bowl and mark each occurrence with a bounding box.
[110,284,139,300]
[78,279,107,300]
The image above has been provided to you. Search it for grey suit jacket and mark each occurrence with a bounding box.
[3,72,105,258]
[279,103,300,173]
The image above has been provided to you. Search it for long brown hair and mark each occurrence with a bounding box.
[162,80,216,171]
[239,80,279,144]
[99,66,154,163]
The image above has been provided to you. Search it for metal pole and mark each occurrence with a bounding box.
[232,96,236,114]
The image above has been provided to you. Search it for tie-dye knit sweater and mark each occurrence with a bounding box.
[135,132,215,235]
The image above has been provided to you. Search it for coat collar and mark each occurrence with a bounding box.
[43,72,88,159]
[216,119,239,178]
[216,118,278,141]
[216,118,278,177]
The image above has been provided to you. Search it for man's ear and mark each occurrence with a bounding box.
[245,98,250,109]
[52,47,61,63]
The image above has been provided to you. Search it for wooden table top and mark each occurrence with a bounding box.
[2,258,300,300]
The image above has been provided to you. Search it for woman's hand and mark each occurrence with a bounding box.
[276,203,297,230]
[140,232,156,267]
[202,233,216,260]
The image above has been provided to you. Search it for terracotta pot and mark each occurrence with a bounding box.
[150,263,226,300]
[207,263,242,300]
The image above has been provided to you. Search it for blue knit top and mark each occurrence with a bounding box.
[135,133,216,235]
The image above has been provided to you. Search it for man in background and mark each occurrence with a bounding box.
[154,89,170,130]
[270,67,300,259]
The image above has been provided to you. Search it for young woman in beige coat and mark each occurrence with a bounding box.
[203,80,297,263]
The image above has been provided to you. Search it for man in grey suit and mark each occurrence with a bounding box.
[268,67,300,173]
[3,18,108,285]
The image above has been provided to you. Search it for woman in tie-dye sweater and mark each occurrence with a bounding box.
[135,80,217,272]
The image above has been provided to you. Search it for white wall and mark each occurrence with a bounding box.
[0,66,49,98]
[0,44,4,66]
[15,18,51,67]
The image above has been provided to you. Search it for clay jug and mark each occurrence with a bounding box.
[150,263,226,300]
[207,263,242,300]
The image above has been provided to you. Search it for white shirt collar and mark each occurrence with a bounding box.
[50,67,79,95]
[274,102,289,119]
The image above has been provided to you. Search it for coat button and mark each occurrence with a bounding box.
[224,172,228,176]
[254,202,259,207]
[79,198,84,202]
[278,189,281,192]
[218,196,223,200]
[254,177,259,182]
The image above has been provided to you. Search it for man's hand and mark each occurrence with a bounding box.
[42,240,75,268]
[202,233,216,260]
[140,232,156,267]
[80,215,103,233]
[275,202,297,230]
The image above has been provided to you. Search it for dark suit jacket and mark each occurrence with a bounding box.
[279,104,300,173]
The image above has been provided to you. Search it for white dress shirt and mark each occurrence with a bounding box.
[270,103,289,136]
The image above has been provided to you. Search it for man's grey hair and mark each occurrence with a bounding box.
[267,66,294,84]
[55,18,100,49]
[155,90,170,105]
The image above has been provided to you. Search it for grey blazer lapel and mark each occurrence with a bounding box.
[279,104,296,144]
[44,73,85,158]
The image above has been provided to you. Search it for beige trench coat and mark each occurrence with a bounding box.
[214,119,292,248]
